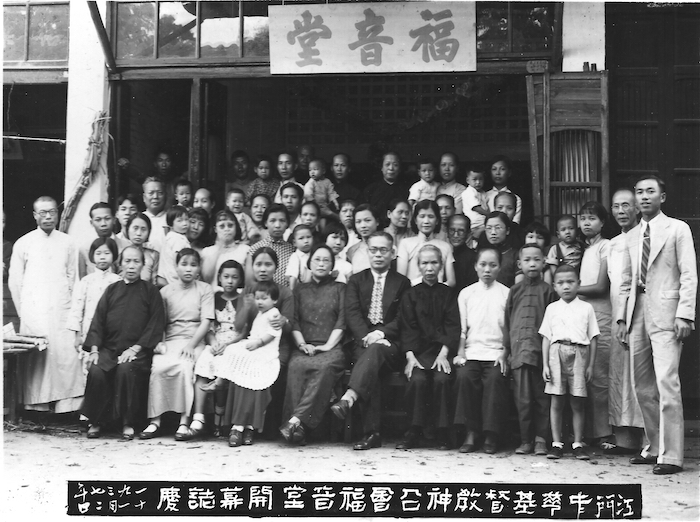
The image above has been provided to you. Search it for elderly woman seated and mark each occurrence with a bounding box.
[81,246,165,440]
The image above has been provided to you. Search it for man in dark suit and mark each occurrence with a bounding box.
[331,231,411,450]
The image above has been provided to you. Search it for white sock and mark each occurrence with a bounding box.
[572,441,584,450]
[289,416,301,426]
[232,425,244,432]
[341,390,357,407]
[245,425,254,430]
[552,441,564,449]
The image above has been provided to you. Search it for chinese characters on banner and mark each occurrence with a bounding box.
[269,2,476,74]
[67,481,642,518]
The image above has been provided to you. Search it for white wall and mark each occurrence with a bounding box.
[562,2,606,72]
[64,1,110,238]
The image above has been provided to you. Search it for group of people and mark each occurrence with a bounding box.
[6,145,696,475]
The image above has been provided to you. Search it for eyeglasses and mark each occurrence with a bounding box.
[368,247,391,255]
[35,209,58,218]
[611,203,632,211]
[485,225,505,232]
[448,228,467,235]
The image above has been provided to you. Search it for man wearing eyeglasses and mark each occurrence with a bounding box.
[331,231,411,450]
[447,214,478,290]
[606,189,645,455]
[9,196,83,414]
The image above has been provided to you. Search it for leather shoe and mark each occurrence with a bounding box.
[459,443,476,453]
[629,454,657,465]
[483,441,498,454]
[229,429,242,447]
[291,424,307,445]
[331,400,351,420]
[354,431,382,450]
[242,428,254,446]
[396,431,420,450]
[138,423,161,440]
[279,421,297,442]
[652,464,682,475]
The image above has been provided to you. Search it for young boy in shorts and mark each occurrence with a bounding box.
[540,264,599,460]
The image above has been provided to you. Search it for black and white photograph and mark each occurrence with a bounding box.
[2,1,699,520]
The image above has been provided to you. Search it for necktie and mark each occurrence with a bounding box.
[640,225,650,287]
[368,275,383,325]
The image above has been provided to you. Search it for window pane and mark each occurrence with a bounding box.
[200,1,240,58]
[477,4,509,53]
[511,3,554,53]
[27,4,69,61]
[3,5,27,61]
[243,2,279,58]
[116,2,156,60]
[158,2,196,58]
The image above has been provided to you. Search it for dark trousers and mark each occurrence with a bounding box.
[405,368,452,429]
[512,364,550,442]
[453,361,509,437]
[81,361,150,427]
[349,341,401,434]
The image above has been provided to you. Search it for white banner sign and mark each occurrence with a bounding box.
[270,2,476,74]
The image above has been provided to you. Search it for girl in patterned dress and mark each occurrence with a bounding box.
[195,260,247,435]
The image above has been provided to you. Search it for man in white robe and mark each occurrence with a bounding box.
[9,196,83,412]
[607,189,645,451]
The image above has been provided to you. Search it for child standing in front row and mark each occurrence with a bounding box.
[462,169,489,238]
[195,260,247,435]
[546,215,583,281]
[304,158,339,218]
[285,224,315,290]
[505,243,558,456]
[408,158,439,207]
[541,264,599,460]
[226,188,261,244]
[156,205,190,287]
[211,280,282,447]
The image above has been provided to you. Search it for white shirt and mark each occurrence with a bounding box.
[457,280,509,361]
[485,187,523,224]
[285,250,311,283]
[539,297,600,346]
[461,185,488,230]
[144,209,168,253]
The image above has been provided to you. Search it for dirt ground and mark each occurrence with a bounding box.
[3,416,699,521]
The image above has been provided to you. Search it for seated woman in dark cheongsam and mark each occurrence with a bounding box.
[280,244,347,445]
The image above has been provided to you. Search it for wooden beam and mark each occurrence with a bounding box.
[526,75,543,221]
[600,71,610,208]
[87,1,118,74]
[3,69,68,84]
[189,78,203,188]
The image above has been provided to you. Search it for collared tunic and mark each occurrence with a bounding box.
[505,277,558,369]
[458,280,510,361]
[399,281,461,367]
[9,228,81,411]
[283,277,347,429]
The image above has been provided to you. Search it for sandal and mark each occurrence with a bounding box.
[87,424,101,439]
[138,423,161,440]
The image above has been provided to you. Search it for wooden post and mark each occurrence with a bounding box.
[543,72,551,224]
[526,75,543,221]
[600,71,610,209]
[189,78,202,188]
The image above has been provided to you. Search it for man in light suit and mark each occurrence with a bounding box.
[616,175,697,475]
[331,231,411,450]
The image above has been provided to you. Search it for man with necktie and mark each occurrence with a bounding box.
[332,232,411,450]
[616,175,697,475]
